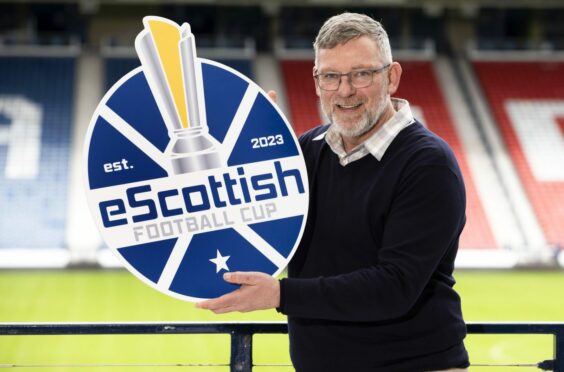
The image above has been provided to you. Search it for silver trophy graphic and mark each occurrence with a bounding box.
[135,17,223,174]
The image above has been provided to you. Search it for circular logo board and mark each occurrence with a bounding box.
[84,20,308,302]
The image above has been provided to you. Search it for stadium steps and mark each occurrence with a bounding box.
[67,50,105,264]
[440,57,534,245]
[457,58,547,258]
[254,53,290,119]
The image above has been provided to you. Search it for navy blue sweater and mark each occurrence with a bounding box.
[278,122,469,371]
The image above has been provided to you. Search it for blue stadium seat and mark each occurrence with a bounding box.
[0,57,75,249]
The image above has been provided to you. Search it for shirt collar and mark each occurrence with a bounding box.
[324,98,415,165]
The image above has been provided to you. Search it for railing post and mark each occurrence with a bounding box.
[555,327,564,372]
[230,330,253,372]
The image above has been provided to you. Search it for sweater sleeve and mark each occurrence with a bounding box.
[278,165,466,322]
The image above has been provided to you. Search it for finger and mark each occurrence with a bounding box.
[197,297,230,310]
[195,299,215,310]
[196,291,238,310]
[223,272,259,285]
[267,90,278,103]
[212,306,238,314]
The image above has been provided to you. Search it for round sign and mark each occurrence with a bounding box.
[84,60,309,301]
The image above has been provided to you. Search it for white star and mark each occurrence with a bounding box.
[210,250,230,273]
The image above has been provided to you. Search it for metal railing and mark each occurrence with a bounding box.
[0,322,562,371]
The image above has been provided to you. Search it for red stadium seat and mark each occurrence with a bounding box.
[281,60,320,136]
[474,61,564,248]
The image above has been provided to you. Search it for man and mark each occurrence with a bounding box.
[198,12,470,372]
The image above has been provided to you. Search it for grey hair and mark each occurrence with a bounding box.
[314,12,392,67]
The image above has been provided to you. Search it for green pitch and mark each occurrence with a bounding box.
[0,269,563,371]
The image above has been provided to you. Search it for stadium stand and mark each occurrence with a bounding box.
[473,61,564,249]
[1,2,562,268]
[105,57,253,89]
[280,60,319,136]
[280,59,497,250]
[0,57,75,249]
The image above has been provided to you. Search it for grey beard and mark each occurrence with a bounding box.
[331,112,375,138]
[324,97,388,139]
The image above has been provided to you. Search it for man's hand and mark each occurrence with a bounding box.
[267,90,277,103]
[196,272,280,314]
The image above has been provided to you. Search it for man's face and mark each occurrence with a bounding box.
[315,35,389,138]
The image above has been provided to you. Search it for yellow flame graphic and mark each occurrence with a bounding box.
[147,19,189,128]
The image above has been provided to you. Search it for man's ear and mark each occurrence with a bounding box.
[313,66,321,97]
[387,62,402,96]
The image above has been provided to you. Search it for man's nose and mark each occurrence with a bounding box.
[337,75,355,96]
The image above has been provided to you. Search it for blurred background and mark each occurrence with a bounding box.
[0,0,563,370]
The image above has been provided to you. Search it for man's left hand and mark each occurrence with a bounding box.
[196,272,280,314]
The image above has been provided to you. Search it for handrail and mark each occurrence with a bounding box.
[0,321,562,371]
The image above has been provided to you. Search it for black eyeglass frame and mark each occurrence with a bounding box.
[313,64,391,91]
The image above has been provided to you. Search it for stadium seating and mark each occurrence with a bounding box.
[280,59,497,249]
[105,57,253,89]
[2,53,560,260]
[280,60,320,136]
[0,57,75,249]
[105,58,140,90]
[473,61,564,248]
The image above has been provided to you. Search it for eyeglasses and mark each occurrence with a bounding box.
[314,64,391,91]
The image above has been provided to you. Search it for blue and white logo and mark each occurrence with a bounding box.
[84,17,309,301]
